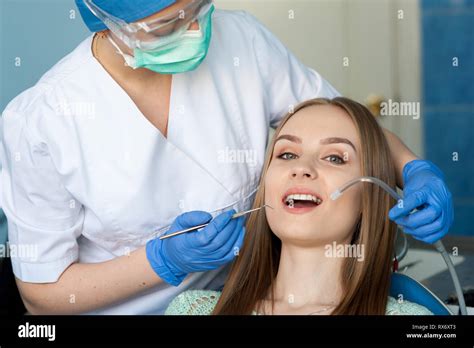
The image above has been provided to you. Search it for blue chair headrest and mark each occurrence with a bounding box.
[390,272,452,315]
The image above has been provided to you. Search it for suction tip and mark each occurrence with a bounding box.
[330,190,342,201]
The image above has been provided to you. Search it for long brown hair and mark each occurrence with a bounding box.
[213,97,397,315]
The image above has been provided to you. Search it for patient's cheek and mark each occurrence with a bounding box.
[330,190,362,236]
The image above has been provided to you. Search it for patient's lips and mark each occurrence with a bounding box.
[282,187,323,214]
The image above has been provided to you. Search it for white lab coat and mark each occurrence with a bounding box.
[0,9,339,314]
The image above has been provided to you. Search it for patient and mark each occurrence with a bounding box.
[166,97,432,315]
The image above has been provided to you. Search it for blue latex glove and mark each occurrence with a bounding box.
[389,159,454,244]
[146,210,245,286]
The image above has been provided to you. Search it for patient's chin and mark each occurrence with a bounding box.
[270,222,354,248]
[273,226,328,246]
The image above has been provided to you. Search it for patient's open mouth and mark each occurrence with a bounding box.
[282,189,323,213]
[284,193,322,207]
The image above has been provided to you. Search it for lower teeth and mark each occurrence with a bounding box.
[286,199,320,208]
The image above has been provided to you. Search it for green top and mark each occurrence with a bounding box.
[165,290,434,315]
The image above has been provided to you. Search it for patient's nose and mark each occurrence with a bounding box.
[290,163,318,180]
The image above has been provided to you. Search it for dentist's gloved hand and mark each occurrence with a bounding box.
[146,210,245,286]
[389,159,454,244]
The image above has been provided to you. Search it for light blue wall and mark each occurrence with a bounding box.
[0,0,91,244]
[421,0,474,236]
[0,0,90,111]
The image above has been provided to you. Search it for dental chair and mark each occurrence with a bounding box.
[0,209,27,315]
[390,272,452,315]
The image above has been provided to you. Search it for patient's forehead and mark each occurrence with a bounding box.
[280,104,360,146]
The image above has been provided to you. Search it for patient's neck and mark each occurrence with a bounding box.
[272,241,347,311]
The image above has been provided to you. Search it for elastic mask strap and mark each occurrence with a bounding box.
[107,34,127,57]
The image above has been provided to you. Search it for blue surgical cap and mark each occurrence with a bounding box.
[75,0,177,32]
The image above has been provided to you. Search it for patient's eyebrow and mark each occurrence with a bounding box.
[320,137,357,153]
[275,134,302,144]
[275,134,357,153]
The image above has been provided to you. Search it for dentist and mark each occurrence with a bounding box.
[0,0,453,314]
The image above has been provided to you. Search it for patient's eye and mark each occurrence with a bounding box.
[277,152,298,160]
[324,154,345,165]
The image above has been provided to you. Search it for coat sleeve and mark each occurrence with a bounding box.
[0,107,84,283]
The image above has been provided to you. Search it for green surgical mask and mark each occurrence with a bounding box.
[108,5,215,74]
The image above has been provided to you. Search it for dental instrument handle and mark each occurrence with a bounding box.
[331,176,467,315]
[159,205,272,240]
[231,205,272,218]
[159,222,210,240]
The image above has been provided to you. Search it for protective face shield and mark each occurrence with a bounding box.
[84,0,215,74]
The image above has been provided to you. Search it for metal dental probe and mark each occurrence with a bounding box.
[159,204,274,240]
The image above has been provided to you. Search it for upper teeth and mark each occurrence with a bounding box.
[285,194,322,205]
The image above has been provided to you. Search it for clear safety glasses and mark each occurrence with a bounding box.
[83,0,213,50]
